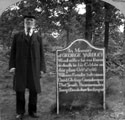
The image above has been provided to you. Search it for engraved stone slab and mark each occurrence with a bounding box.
[56,39,105,114]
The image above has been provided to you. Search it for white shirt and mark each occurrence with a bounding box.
[25,28,34,36]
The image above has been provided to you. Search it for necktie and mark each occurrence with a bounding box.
[27,28,30,37]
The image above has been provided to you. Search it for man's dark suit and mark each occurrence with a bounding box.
[9,31,46,114]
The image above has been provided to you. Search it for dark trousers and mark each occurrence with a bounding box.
[16,91,37,114]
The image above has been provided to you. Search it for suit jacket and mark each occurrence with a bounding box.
[9,31,46,93]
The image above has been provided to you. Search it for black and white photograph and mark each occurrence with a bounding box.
[0,0,125,120]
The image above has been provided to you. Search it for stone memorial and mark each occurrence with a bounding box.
[56,39,105,114]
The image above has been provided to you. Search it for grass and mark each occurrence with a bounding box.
[1,50,125,120]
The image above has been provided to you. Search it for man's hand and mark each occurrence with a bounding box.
[9,68,16,73]
[40,71,45,77]
[40,71,44,74]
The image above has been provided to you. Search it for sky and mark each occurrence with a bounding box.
[75,3,86,15]
[119,25,124,32]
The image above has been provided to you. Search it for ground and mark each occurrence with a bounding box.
[1,50,125,120]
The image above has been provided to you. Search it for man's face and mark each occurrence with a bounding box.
[24,18,36,29]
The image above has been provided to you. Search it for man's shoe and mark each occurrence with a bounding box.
[16,114,23,120]
[29,113,39,118]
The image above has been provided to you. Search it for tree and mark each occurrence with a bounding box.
[104,2,110,53]
[84,0,92,42]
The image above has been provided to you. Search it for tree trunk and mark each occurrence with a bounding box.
[66,5,73,47]
[123,21,125,43]
[104,3,110,54]
[84,0,92,42]
[66,28,70,47]
[122,21,125,54]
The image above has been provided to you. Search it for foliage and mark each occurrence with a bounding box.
[0,0,125,77]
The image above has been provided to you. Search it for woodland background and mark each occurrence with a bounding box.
[1,0,125,120]
[0,0,125,76]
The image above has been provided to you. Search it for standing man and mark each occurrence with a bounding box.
[9,13,46,120]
